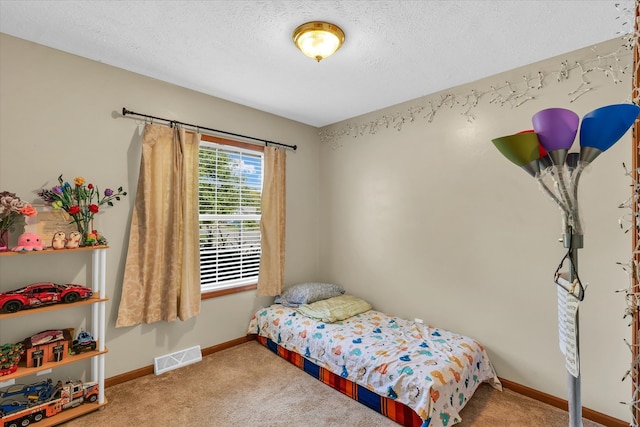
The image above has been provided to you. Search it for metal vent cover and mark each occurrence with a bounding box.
[153,345,202,375]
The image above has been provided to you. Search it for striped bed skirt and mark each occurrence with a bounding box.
[256,335,426,427]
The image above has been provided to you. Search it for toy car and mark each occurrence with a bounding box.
[71,330,96,354]
[0,282,93,313]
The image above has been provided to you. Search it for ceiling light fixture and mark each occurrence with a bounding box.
[292,21,345,62]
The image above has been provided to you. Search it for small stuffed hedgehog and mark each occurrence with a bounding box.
[65,231,82,249]
[51,231,66,250]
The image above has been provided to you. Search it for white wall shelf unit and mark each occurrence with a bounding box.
[0,246,109,424]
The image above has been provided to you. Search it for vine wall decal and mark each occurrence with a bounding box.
[319,3,638,149]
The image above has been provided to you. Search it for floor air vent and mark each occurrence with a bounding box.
[154,345,202,375]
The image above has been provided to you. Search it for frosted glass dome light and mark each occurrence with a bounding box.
[292,21,345,62]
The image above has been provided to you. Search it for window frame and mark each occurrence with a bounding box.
[198,134,264,300]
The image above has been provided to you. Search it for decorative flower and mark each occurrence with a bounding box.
[0,342,24,370]
[0,191,37,244]
[37,175,127,246]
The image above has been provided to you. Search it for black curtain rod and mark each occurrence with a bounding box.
[121,107,297,151]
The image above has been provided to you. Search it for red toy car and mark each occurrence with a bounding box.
[0,282,93,313]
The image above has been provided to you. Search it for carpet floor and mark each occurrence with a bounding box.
[60,340,605,427]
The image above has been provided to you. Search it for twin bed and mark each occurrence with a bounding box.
[247,284,501,427]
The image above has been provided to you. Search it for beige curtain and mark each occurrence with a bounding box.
[116,124,201,327]
[256,146,286,296]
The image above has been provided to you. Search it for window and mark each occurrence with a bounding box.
[198,135,263,295]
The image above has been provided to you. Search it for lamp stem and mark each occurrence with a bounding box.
[537,175,570,218]
[556,166,576,215]
[570,164,585,235]
[564,230,583,427]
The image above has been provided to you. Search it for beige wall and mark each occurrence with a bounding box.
[0,32,634,422]
[0,34,320,377]
[319,36,633,421]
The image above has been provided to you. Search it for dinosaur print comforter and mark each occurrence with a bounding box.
[248,305,501,427]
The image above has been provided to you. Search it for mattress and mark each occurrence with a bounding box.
[248,304,501,427]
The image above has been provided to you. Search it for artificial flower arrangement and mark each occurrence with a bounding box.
[0,342,24,376]
[0,191,37,250]
[37,175,127,247]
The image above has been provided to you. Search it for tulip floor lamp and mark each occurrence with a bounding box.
[492,104,640,427]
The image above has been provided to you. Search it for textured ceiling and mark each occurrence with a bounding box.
[0,1,635,127]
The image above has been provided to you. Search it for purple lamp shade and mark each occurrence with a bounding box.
[579,104,640,163]
[531,108,579,166]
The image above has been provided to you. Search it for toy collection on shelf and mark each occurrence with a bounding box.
[0,280,98,374]
[0,328,97,376]
[0,260,103,424]
[0,377,99,424]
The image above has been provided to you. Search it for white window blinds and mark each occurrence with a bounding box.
[198,141,263,293]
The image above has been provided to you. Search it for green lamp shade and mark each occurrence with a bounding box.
[492,132,542,174]
[492,132,542,177]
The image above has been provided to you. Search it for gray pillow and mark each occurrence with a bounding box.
[274,282,345,307]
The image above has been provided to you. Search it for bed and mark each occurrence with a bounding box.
[247,285,501,427]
